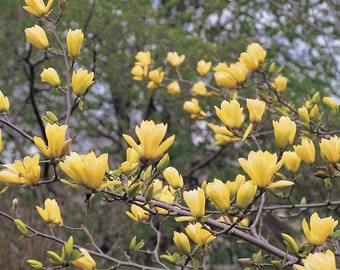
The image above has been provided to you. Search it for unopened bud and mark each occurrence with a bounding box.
[156,153,170,172]
[14,219,28,236]
[12,198,19,211]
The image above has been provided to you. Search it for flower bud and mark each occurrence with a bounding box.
[167,81,181,95]
[196,60,211,76]
[41,68,61,87]
[163,167,183,189]
[24,25,49,50]
[173,231,191,255]
[12,198,19,211]
[66,29,84,58]
[236,181,257,209]
[0,90,10,114]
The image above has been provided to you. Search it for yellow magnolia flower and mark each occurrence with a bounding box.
[72,248,96,270]
[183,187,205,218]
[294,249,336,270]
[125,204,149,223]
[40,68,61,87]
[147,68,164,89]
[156,188,175,213]
[239,52,259,71]
[23,0,54,17]
[272,116,297,148]
[185,223,215,245]
[282,151,301,172]
[272,75,288,93]
[238,150,293,188]
[247,43,267,62]
[215,99,245,129]
[214,62,228,72]
[323,97,338,110]
[166,81,181,95]
[302,212,338,246]
[236,180,257,209]
[214,70,237,89]
[123,120,175,161]
[34,123,72,159]
[59,151,108,190]
[166,51,185,67]
[120,147,139,173]
[0,90,10,114]
[0,154,41,185]
[319,135,340,163]
[206,179,230,212]
[192,81,208,96]
[131,65,147,81]
[196,60,212,76]
[135,51,152,66]
[173,231,191,255]
[246,98,266,124]
[72,68,95,96]
[228,61,249,83]
[24,25,49,50]
[240,43,266,70]
[66,29,84,58]
[36,198,63,226]
[208,123,241,145]
[226,174,246,200]
[293,138,315,164]
[298,106,310,123]
[183,98,207,119]
[163,167,183,189]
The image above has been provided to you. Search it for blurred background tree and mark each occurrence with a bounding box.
[0,0,339,269]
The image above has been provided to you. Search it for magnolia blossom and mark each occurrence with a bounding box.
[185,223,215,245]
[294,249,336,270]
[196,60,211,76]
[59,151,108,190]
[40,68,61,87]
[123,120,175,161]
[34,123,72,159]
[293,138,315,164]
[183,188,205,218]
[319,135,340,163]
[125,204,149,223]
[302,212,338,246]
[215,99,245,129]
[163,167,183,189]
[246,98,266,124]
[166,81,181,95]
[147,68,164,89]
[23,0,54,17]
[72,68,95,96]
[228,61,249,83]
[166,51,185,67]
[0,154,41,186]
[173,231,191,255]
[272,116,297,148]
[36,198,63,226]
[24,25,49,50]
[66,29,84,58]
[238,150,293,188]
[272,75,288,92]
[282,151,301,172]
[206,179,230,212]
[72,248,96,270]
[183,98,207,119]
[0,90,10,113]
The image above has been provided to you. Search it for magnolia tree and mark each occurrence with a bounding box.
[0,1,340,270]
